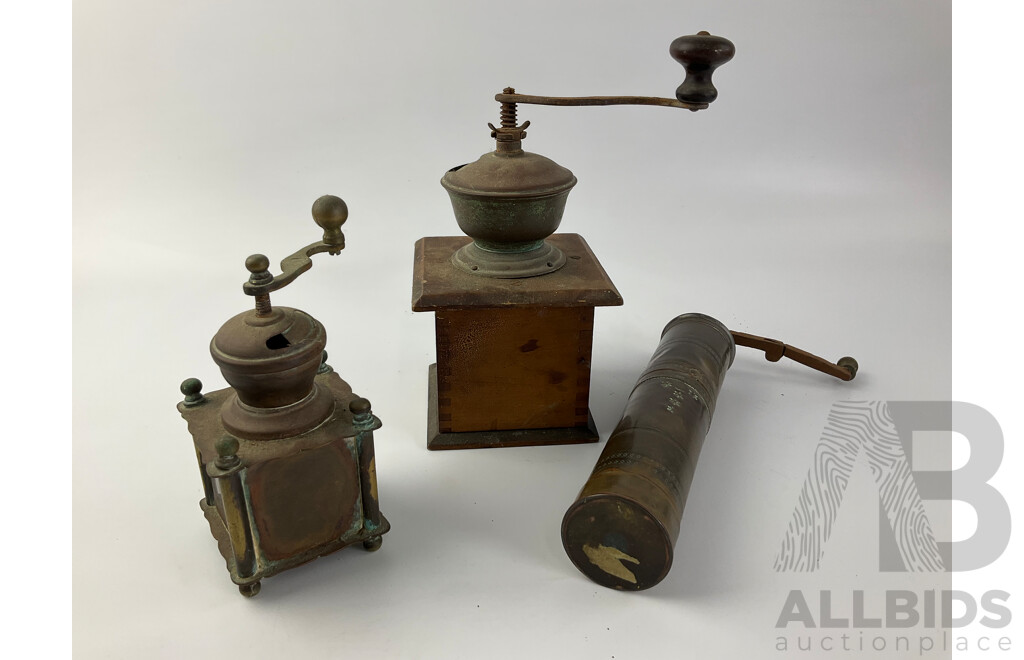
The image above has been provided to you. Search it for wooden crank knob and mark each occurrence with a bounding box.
[669,31,735,105]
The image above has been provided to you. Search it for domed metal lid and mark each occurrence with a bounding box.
[211,307,325,374]
[441,150,577,199]
[210,305,333,439]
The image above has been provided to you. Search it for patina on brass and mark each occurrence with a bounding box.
[562,313,735,591]
[441,32,735,279]
[562,313,857,591]
[442,147,576,278]
[178,195,389,597]
[414,33,735,450]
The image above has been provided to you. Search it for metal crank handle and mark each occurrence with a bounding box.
[494,31,735,112]
[242,194,349,298]
[731,331,860,382]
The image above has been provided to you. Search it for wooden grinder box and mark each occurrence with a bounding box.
[412,233,622,449]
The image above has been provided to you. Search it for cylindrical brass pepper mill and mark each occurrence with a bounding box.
[561,313,858,590]
[561,313,735,590]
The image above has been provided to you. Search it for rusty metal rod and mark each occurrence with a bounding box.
[495,92,708,111]
[730,331,858,381]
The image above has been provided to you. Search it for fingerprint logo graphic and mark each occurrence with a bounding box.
[774,401,944,572]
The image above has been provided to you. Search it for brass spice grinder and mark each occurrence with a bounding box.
[562,313,858,590]
[177,195,389,597]
[562,314,734,590]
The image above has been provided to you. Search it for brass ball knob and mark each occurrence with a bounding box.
[215,435,241,469]
[245,253,270,274]
[244,253,272,285]
[180,378,205,406]
[215,435,239,458]
[180,377,202,397]
[312,195,348,248]
[349,397,371,416]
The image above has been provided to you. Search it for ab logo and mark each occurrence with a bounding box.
[774,401,1009,572]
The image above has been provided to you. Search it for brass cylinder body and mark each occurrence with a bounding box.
[561,313,735,590]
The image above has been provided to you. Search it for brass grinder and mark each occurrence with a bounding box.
[562,313,858,590]
[177,195,389,596]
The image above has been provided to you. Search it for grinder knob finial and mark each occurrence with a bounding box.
[670,32,735,105]
[312,195,348,250]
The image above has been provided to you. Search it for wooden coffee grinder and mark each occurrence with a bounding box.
[412,32,735,450]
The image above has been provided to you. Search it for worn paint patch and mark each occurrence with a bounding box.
[368,457,378,500]
[583,543,639,584]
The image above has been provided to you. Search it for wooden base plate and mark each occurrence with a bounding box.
[426,364,599,450]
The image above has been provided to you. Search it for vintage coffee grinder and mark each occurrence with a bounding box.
[562,314,858,590]
[412,32,735,449]
[178,195,389,596]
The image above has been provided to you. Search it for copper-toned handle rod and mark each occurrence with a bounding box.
[242,241,337,296]
[495,92,708,111]
[730,331,859,382]
[240,195,349,299]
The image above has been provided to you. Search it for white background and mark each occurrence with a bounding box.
[40,0,1014,657]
